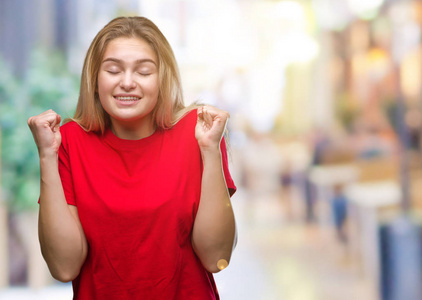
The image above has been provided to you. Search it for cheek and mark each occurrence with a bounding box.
[97,75,109,94]
[97,80,111,110]
[97,76,115,100]
[146,79,159,98]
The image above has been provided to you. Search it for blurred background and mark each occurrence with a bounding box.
[1,0,422,299]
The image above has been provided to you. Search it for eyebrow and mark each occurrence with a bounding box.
[102,58,157,66]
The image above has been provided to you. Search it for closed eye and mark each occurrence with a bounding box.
[136,66,155,76]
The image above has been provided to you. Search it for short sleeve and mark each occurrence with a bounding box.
[220,137,236,197]
[58,127,77,206]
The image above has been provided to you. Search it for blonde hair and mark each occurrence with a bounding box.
[68,16,197,133]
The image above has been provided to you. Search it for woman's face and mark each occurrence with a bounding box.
[97,37,159,129]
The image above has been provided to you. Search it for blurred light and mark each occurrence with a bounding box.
[272,1,319,64]
[248,65,285,132]
[388,2,413,24]
[312,0,352,30]
[367,48,389,81]
[275,33,319,64]
[401,49,422,99]
[272,1,305,21]
[179,0,256,68]
[347,0,385,20]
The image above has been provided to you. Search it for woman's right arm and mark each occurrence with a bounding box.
[28,110,88,282]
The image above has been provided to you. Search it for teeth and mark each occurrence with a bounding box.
[115,96,139,101]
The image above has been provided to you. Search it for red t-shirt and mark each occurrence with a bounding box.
[58,110,236,299]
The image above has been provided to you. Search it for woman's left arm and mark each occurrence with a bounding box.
[191,105,237,274]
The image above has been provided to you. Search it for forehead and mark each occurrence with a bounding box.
[103,37,157,62]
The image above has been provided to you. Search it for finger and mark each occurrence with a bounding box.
[203,107,213,126]
[28,110,56,126]
[203,105,230,121]
[197,106,204,119]
[38,109,55,117]
[44,112,60,128]
[54,114,62,130]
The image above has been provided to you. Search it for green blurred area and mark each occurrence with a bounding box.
[0,49,79,211]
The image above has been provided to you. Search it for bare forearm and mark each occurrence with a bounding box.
[192,147,236,273]
[38,154,87,282]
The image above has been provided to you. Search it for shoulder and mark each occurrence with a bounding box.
[171,108,198,132]
[60,120,85,134]
[162,109,199,146]
[178,108,198,126]
[60,121,96,146]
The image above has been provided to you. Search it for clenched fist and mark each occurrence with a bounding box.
[195,105,230,152]
[27,109,62,157]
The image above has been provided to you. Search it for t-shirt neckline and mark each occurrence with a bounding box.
[103,127,161,150]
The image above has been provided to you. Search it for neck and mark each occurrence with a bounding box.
[110,118,156,140]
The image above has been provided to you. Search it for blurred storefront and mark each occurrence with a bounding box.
[307,0,422,202]
[304,1,422,299]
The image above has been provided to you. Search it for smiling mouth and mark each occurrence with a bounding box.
[114,96,141,101]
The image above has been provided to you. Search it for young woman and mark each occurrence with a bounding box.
[28,16,236,299]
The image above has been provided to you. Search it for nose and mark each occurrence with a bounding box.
[120,72,136,91]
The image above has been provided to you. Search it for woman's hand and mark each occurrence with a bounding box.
[27,109,62,157]
[195,106,230,152]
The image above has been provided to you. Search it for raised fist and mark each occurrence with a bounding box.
[27,109,62,157]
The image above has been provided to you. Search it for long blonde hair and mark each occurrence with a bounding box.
[68,16,197,133]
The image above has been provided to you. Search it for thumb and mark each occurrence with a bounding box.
[53,123,60,133]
